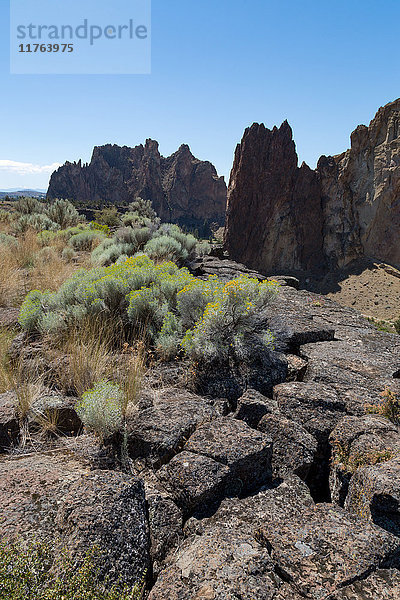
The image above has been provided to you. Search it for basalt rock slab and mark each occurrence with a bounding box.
[185,417,273,493]
[300,330,400,412]
[327,569,400,599]
[155,451,230,518]
[329,415,400,505]
[258,413,318,479]
[126,389,217,466]
[345,456,400,537]
[0,453,150,586]
[234,388,278,428]
[152,475,400,598]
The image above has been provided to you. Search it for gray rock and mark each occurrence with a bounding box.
[29,392,82,436]
[329,415,400,505]
[144,480,183,575]
[345,456,400,537]
[273,382,347,444]
[56,471,149,587]
[234,388,278,428]
[148,521,290,600]
[185,417,273,493]
[127,389,217,466]
[327,569,400,599]
[193,342,288,401]
[258,413,318,479]
[152,474,400,598]
[155,451,230,517]
[0,392,19,451]
[0,453,149,587]
[301,333,400,413]
[286,353,308,381]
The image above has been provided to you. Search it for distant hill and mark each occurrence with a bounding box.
[0,189,47,199]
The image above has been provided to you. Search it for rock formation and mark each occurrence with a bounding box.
[47,140,227,233]
[225,98,400,274]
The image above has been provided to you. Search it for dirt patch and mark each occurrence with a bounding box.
[305,259,400,324]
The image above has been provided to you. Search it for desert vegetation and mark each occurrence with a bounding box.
[0,539,144,600]
[2,193,400,600]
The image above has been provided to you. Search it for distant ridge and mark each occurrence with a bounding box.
[0,189,47,199]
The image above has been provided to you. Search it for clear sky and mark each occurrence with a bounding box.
[1,0,399,190]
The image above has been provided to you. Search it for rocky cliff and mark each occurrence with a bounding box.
[47,140,227,232]
[225,98,400,274]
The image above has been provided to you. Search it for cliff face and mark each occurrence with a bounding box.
[225,98,400,274]
[47,140,227,231]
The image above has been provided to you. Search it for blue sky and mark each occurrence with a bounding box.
[0,0,399,190]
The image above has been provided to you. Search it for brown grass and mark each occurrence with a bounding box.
[0,327,15,392]
[0,229,85,307]
[54,318,115,396]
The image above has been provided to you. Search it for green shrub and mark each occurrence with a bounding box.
[0,538,143,600]
[14,196,45,215]
[143,235,183,262]
[90,221,110,235]
[19,290,47,332]
[181,277,278,362]
[0,232,17,247]
[76,380,124,438]
[68,230,106,251]
[128,197,158,220]
[13,214,60,234]
[19,256,279,367]
[62,246,76,262]
[56,225,89,241]
[196,240,212,256]
[0,209,11,223]
[37,230,58,246]
[45,198,82,228]
[34,246,58,264]
[94,206,120,228]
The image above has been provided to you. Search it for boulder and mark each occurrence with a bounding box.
[329,415,400,505]
[234,388,278,428]
[152,475,400,598]
[193,342,288,401]
[0,392,19,451]
[0,452,150,587]
[126,389,217,466]
[148,521,293,600]
[28,392,82,436]
[257,413,318,479]
[155,451,230,517]
[144,478,183,574]
[301,333,400,413]
[345,456,400,537]
[185,417,273,492]
[273,382,347,444]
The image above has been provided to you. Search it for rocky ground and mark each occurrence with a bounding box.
[1,257,400,599]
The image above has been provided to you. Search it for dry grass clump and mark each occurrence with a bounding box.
[0,228,87,307]
[55,319,115,397]
[0,327,15,392]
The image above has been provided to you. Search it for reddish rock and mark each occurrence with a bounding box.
[225,121,325,275]
[225,98,400,274]
[47,141,227,233]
